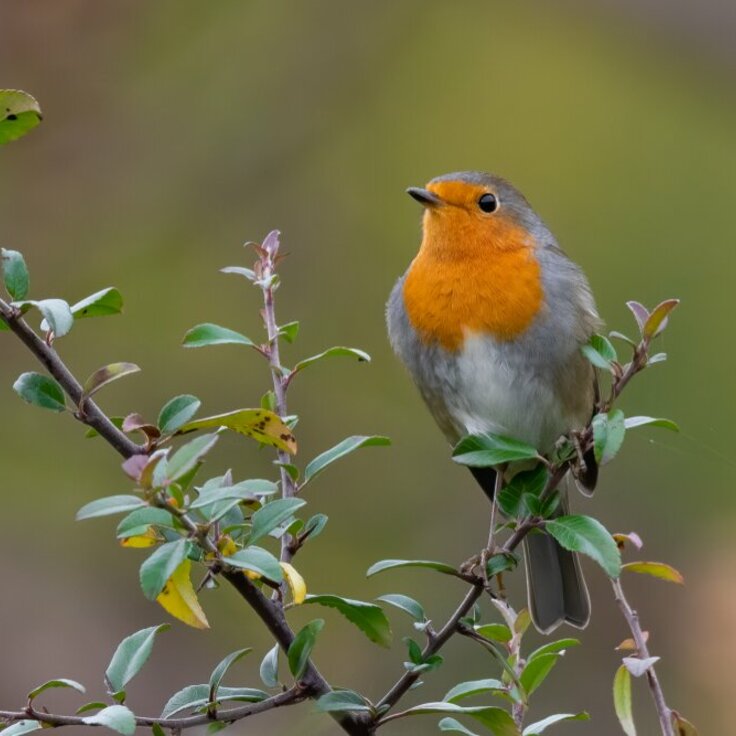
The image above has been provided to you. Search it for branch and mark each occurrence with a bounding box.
[611,577,674,736]
[0,299,145,458]
[0,687,303,730]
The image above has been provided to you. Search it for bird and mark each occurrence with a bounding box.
[386,171,601,633]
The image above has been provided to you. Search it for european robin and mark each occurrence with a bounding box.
[387,171,600,633]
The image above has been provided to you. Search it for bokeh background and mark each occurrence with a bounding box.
[1,2,735,734]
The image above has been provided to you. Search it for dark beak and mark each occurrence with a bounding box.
[406,187,443,208]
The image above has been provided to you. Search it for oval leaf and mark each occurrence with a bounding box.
[393,702,519,736]
[281,562,307,605]
[209,648,252,704]
[643,299,679,339]
[453,433,539,467]
[82,363,140,401]
[545,515,621,578]
[520,653,559,696]
[177,408,297,455]
[83,705,136,736]
[182,323,254,348]
[592,410,626,465]
[302,435,390,486]
[156,559,210,629]
[303,594,391,648]
[376,593,425,622]
[1,248,29,300]
[443,679,505,704]
[158,394,201,435]
[164,433,219,483]
[28,678,86,702]
[366,559,459,578]
[13,372,66,412]
[77,495,145,521]
[223,546,283,583]
[140,539,188,600]
[315,689,373,714]
[522,712,589,735]
[622,561,684,584]
[0,89,42,144]
[0,722,42,736]
[259,644,280,688]
[581,334,617,370]
[292,347,370,375]
[287,619,325,680]
[613,664,636,736]
[249,497,306,545]
[624,416,679,432]
[34,298,73,337]
[160,684,266,719]
[71,287,123,319]
[439,718,481,736]
[105,624,170,693]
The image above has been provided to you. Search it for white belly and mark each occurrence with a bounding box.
[444,332,570,451]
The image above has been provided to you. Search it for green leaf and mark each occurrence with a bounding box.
[452,433,539,467]
[248,497,306,545]
[498,466,548,518]
[287,619,324,679]
[291,347,370,375]
[0,89,42,144]
[13,372,66,412]
[160,685,266,718]
[33,299,74,337]
[366,559,458,578]
[520,653,559,696]
[315,690,373,714]
[27,678,86,701]
[0,722,42,736]
[439,718,481,736]
[622,561,684,584]
[191,479,277,509]
[376,593,425,622]
[475,624,512,644]
[158,395,201,435]
[76,703,107,715]
[485,553,519,578]
[613,664,636,736]
[301,513,328,541]
[82,705,136,736]
[527,638,580,663]
[70,287,123,319]
[76,495,146,521]
[522,713,589,735]
[581,334,617,369]
[209,648,252,705]
[82,363,140,401]
[165,433,219,483]
[182,323,254,348]
[223,546,283,583]
[278,321,300,343]
[140,540,188,600]
[393,702,519,736]
[643,299,679,339]
[259,644,280,688]
[116,508,174,538]
[546,515,621,578]
[592,410,626,464]
[105,625,170,693]
[443,679,505,704]
[303,594,392,647]
[302,435,390,487]
[1,248,29,299]
[624,416,679,432]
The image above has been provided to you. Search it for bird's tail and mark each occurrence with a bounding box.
[523,492,590,633]
[469,467,590,634]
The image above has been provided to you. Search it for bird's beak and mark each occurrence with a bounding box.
[406,187,443,209]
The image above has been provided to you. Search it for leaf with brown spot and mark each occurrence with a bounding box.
[82,362,141,402]
[156,559,209,629]
[177,408,297,454]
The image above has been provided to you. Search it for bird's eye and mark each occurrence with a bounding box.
[478,193,498,213]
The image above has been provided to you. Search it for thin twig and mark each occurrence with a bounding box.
[0,687,302,730]
[611,578,674,736]
[0,299,145,458]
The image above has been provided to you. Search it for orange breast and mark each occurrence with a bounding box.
[403,219,543,351]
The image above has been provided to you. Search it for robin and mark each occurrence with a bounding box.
[387,171,601,633]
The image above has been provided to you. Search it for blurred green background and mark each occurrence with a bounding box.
[1,1,735,734]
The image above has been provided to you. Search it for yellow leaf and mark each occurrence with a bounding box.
[120,528,161,548]
[218,536,238,557]
[280,561,306,604]
[616,632,649,651]
[156,559,209,629]
[622,561,684,584]
[177,409,297,455]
